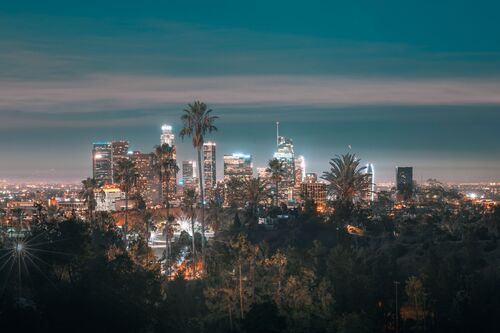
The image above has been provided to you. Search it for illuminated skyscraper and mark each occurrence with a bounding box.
[396,166,413,200]
[223,153,253,180]
[293,155,305,202]
[159,125,177,202]
[111,140,129,182]
[92,142,113,185]
[274,129,296,202]
[182,160,197,191]
[131,151,158,207]
[160,124,175,146]
[301,179,327,212]
[203,142,217,200]
[304,173,318,183]
[366,163,375,201]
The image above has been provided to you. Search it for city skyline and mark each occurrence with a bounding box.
[1,1,500,183]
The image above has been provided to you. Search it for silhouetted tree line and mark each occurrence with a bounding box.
[1,203,499,332]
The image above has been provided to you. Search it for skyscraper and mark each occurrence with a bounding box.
[160,124,175,146]
[182,160,197,191]
[131,151,157,207]
[274,133,295,203]
[366,163,375,202]
[396,166,413,200]
[223,153,253,180]
[159,125,177,202]
[111,140,129,182]
[293,155,305,202]
[301,178,327,212]
[92,142,113,185]
[203,142,217,200]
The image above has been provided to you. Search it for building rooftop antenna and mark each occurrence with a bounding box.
[276,121,280,147]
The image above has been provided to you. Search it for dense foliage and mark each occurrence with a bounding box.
[1,200,500,332]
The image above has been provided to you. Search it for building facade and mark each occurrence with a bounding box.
[160,124,175,146]
[396,166,413,200]
[131,151,158,207]
[92,142,113,185]
[159,125,177,204]
[301,176,327,212]
[203,142,217,200]
[223,153,253,180]
[111,140,129,182]
[182,160,197,191]
[274,136,296,202]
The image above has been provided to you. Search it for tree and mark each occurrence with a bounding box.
[404,275,427,330]
[225,176,245,208]
[321,153,371,216]
[267,159,286,206]
[115,159,138,245]
[183,188,198,277]
[154,143,179,265]
[79,177,99,222]
[242,177,269,218]
[180,100,218,269]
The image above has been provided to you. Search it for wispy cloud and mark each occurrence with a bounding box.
[1,74,500,116]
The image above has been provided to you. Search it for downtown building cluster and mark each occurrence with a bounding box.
[90,122,377,211]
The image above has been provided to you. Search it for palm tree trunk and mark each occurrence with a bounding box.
[197,147,206,270]
[158,169,163,207]
[165,174,170,277]
[191,207,196,278]
[275,180,279,206]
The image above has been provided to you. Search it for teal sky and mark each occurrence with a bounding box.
[1,1,500,183]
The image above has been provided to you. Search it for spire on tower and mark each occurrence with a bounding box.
[276,121,280,147]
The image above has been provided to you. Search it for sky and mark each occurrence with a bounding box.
[1,0,500,183]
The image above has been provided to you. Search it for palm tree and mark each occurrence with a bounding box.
[242,177,269,218]
[182,188,198,277]
[266,158,286,206]
[321,153,371,209]
[180,100,218,267]
[154,143,179,265]
[115,159,138,245]
[79,177,98,222]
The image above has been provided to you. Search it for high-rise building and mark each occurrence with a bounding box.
[111,140,129,182]
[159,125,177,203]
[92,142,113,185]
[131,151,158,207]
[223,153,253,180]
[182,160,197,191]
[301,176,327,212]
[274,133,296,203]
[396,166,413,200]
[366,163,375,201]
[203,142,217,200]
[160,124,175,146]
[304,173,318,183]
[293,155,305,202]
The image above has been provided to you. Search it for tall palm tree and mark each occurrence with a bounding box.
[115,159,138,245]
[180,100,218,267]
[321,153,371,207]
[79,177,98,222]
[153,143,179,267]
[266,158,286,206]
[242,177,269,218]
[182,188,198,277]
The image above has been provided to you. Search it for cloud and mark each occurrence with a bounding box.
[1,74,500,117]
